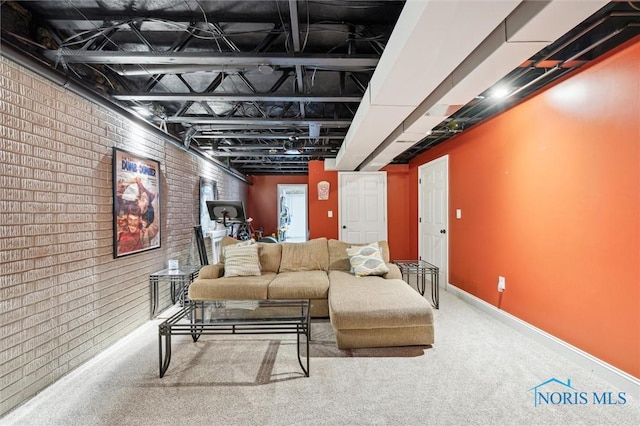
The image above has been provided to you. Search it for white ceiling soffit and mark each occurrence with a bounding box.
[368,0,523,107]
[349,0,611,171]
[359,125,424,171]
[330,87,415,170]
[333,0,522,171]
[506,0,610,43]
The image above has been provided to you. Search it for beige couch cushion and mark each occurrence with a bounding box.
[328,271,433,330]
[188,272,276,300]
[328,239,390,271]
[279,237,329,272]
[268,270,330,299]
[198,264,222,279]
[257,242,282,273]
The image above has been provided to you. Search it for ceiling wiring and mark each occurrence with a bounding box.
[4,0,634,175]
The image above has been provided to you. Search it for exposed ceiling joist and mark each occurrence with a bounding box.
[208,151,333,158]
[43,50,380,68]
[160,118,352,126]
[114,93,361,102]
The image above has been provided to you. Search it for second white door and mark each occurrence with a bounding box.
[418,155,448,287]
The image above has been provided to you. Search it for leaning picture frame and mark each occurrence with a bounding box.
[199,177,218,235]
[112,147,161,258]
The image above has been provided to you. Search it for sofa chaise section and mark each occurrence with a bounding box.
[328,270,434,349]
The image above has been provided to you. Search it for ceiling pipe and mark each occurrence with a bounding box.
[194,133,345,140]
[203,144,336,150]
[0,42,251,184]
[206,151,333,157]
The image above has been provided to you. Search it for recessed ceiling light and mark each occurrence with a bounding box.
[491,86,511,99]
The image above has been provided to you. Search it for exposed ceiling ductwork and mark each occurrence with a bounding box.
[2,1,639,175]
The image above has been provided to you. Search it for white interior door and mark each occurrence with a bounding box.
[338,172,387,243]
[419,156,448,287]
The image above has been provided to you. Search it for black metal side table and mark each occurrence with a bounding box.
[392,260,439,309]
[149,266,201,317]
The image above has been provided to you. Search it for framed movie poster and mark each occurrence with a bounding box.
[199,177,217,235]
[113,148,161,258]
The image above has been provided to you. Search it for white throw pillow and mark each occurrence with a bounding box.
[223,243,261,277]
[346,242,390,277]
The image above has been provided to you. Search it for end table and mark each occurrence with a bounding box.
[392,260,439,309]
[149,266,201,317]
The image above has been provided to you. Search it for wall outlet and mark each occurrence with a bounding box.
[498,276,506,292]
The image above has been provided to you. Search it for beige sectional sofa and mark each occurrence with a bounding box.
[188,237,434,349]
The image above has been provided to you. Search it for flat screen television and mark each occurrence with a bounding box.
[206,200,246,226]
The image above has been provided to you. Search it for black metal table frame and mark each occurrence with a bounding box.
[393,260,440,309]
[158,299,310,378]
[149,267,200,317]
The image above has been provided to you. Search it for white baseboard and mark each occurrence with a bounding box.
[446,284,640,399]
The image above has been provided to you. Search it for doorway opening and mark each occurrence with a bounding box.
[277,184,308,242]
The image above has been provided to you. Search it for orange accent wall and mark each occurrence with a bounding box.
[307,160,339,240]
[246,175,307,237]
[409,37,640,378]
[383,164,412,259]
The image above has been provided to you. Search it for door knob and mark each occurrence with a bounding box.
[342,225,346,229]
[440,229,446,234]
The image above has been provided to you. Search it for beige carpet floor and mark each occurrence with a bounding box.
[2,289,639,425]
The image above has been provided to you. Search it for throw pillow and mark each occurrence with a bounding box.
[223,243,261,277]
[219,237,255,264]
[346,242,390,277]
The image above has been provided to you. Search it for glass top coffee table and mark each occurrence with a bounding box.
[158,299,310,378]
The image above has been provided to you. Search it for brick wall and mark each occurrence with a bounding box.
[0,56,248,416]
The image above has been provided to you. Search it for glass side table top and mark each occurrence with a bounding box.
[150,265,201,277]
[392,259,438,271]
[149,266,201,317]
